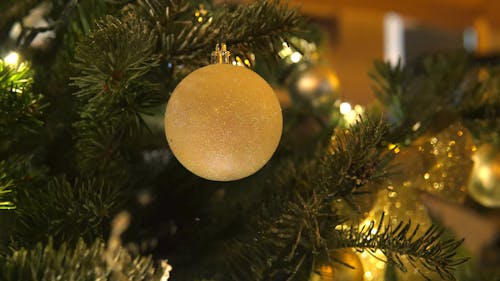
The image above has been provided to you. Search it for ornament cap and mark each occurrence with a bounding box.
[211,43,231,64]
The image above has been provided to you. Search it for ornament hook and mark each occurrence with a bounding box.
[211,43,231,64]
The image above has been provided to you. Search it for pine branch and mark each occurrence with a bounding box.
[0,59,44,143]
[0,238,165,281]
[333,213,468,281]
[0,175,15,210]
[60,0,117,56]
[460,66,500,144]
[0,155,48,254]
[13,177,122,248]
[132,0,201,64]
[71,14,161,175]
[133,0,306,71]
[0,156,46,212]
[370,53,469,143]
[224,0,306,65]
[72,15,160,99]
[371,52,500,145]
[221,118,393,281]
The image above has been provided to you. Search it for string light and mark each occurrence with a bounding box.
[4,51,20,66]
[278,42,293,58]
[278,38,315,64]
[339,102,352,115]
[339,102,365,125]
[290,51,302,63]
[194,4,208,23]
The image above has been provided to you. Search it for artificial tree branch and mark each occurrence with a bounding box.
[333,213,468,281]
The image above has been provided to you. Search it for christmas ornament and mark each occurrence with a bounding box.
[354,147,440,280]
[164,44,282,181]
[310,248,364,281]
[468,143,500,207]
[357,184,437,281]
[413,122,474,203]
[288,63,339,111]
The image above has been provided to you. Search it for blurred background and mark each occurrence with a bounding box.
[230,0,500,105]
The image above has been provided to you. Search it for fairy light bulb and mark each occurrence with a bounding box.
[4,51,20,66]
[339,102,352,115]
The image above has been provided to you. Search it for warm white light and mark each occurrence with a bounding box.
[354,104,364,114]
[339,102,352,115]
[477,165,492,186]
[4,51,20,66]
[412,121,421,131]
[344,110,358,124]
[279,44,293,58]
[296,73,318,92]
[290,52,302,63]
[9,22,22,40]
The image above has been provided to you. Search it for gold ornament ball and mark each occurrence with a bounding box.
[165,63,282,181]
[289,64,340,109]
[468,143,500,207]
[310,248,364,281]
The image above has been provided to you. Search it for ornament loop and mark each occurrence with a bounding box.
[211,43,231,64]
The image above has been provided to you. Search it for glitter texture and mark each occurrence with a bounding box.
[165,64,282,181]
[416,122,474,203]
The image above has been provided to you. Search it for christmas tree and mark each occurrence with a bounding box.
[0,0,499,280]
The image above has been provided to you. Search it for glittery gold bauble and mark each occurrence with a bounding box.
[414,122,474,203]
[468,144,500,207]
[165,64,282,181]
[289,64,339,110]
[310,249,364,281]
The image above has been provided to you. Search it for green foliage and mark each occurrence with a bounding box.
[72,15,160,99]
[221,119,394,280]
[370,53,470,143]
[133,0,212,70]
[333,213,467,281]
[217,119,467,281]
[63,0,117,52]
[223,0,306,65]
[460,66,500,145]
[0,238,164,281]
[133,0,306,77]
[72,15,161,175]
[0,155,45,211]
[0,60,43,142]
[371,53,500,146]
[14,177,122,248]
[0,175,15,210]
